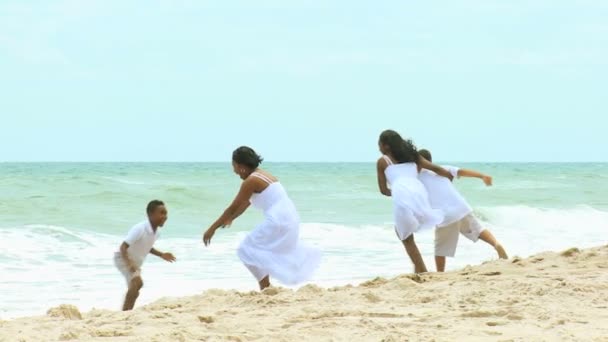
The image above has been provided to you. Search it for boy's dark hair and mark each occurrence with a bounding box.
[147,200,165,215]
[418,149,432,162]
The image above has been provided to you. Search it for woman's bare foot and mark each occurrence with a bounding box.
[259,276,271,290]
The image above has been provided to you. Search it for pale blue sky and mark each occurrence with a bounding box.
[1,0,606,162]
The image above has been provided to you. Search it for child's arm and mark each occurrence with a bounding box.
[119,242,139,273]
[457,168,493,186]
[418,156,454,181]
[376,158,391,197]
[150,248,176,262]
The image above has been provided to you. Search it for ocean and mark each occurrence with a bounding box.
[1,162,607,318]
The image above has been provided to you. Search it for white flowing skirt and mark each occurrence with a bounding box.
[237,201,321,285]
[392,177,444,240]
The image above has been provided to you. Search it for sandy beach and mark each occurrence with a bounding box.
[2,245,608,342]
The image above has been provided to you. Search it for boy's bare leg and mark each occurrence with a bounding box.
[402,234,428,273]
[122,276,144,311]
[478,230,508,259]
[435,255,447,272]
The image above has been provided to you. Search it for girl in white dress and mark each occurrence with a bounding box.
[376,130,453,273]
[203,146,321,290]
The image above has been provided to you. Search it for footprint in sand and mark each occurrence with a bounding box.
[561,248,580,257]
[89,328,132,338]
[198,315,214,324]
[47,305,82,320]
[506,314,524,321]
[484,331,502,336]
[461,310,508,318]
[486,321,508,326]
[363,292,382,303]
[59,330,80,341]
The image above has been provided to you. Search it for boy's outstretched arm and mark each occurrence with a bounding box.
[150,248,176,262]
[457,168,493,186]
[120,242,139,272]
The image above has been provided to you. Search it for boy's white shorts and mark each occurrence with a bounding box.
[435,214,483,257]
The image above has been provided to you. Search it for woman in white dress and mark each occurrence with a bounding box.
[203,146,321,290]
[376,130,453,273]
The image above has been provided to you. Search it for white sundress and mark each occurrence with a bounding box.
[382,155,444,240]
[237,172,321,285]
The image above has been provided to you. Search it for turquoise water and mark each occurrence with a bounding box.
[1,162,607,318]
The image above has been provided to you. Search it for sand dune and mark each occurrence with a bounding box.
[2,245,608,341]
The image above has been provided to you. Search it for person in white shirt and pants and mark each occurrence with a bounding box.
[114,200,176,311]
[417,149,508,272]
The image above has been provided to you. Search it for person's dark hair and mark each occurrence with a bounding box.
[379,130,419,163]
[418,149,432,162]
[232,146,264,169]
[147,200,165,215]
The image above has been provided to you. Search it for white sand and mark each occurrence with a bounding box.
[2,245,608,342]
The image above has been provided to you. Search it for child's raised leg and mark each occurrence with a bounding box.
[478,230,508,259]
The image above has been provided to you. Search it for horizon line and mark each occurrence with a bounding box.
[1,160,607,164]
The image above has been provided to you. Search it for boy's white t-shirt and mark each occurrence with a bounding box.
[418,165,472,227]
[118,220,160,266]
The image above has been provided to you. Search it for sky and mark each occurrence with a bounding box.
[0,0,606,162]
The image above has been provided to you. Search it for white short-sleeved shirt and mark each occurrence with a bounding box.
[119,220,160,266]
[418,165,472,227]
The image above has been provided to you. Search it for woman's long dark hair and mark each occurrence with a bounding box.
[232,146,264,169]
[379,130,419,163]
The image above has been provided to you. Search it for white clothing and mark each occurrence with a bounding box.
[418,165,472,227]
[237,172,321,284]
[382,156,444,240]
[434,214,483,257]
[113,253,142,285]
[115,220,159,267]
